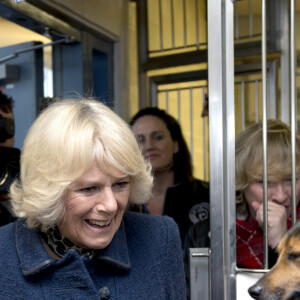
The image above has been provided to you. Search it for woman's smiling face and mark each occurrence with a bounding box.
[132,115,178,171]
[58,162,130,250]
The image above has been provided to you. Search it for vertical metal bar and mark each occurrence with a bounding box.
[195,0,200,49]
[150,80,158,106]
[262,0,269,270]
[171,0,175,49]
[166,90,169,112]
[290,0,297,224]
[136,0,149,107]
[190,88,194,161]
[249,0,253,37]
[241,81,245,131]
[177,89,181,124]
[255,80,259,123]
[189,248,211,300]
[266,61,278,119]
[202,87,207,181]
[183,0,187,47]
[208,0,235,298]
[159,0,164,50]
[279,0,291,124]
[234,2,239,40]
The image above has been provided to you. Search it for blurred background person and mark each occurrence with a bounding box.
[0,90,20,226]
[235,119,300,269]
[0,99,186,299]
[130,107,209,299]
[0,90,15,148]
[130,107,210,246]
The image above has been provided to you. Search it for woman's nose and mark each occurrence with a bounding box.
[269,182,288,204]
[143,138,154,151]
[95,188,118,213]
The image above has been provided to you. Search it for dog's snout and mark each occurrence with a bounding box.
[248,284,263,299]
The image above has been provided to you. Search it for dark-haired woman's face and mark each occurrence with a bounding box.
[132,115,178,171]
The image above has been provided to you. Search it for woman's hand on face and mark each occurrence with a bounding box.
[252,201,287,249]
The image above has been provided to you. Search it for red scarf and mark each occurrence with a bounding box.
[236,206,300,269]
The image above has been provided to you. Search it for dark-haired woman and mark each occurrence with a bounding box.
[130,107,210,246]
[130,108,210,298]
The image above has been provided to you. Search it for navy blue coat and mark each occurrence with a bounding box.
[0,212,186,299]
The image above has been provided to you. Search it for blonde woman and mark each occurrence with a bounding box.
[236,119,300,268]
[0,99,186,299]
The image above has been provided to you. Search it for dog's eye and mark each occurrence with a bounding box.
[288,252,300,261]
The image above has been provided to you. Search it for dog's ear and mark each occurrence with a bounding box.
[276,223,300,260]
[276,234,287,258]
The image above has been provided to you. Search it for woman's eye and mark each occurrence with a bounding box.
[79,186,100,195]
[153,134,163,141]
[113,181,130,191]
[256,180,272,185]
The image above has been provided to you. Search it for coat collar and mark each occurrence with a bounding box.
[15,218,131,276]
[94,219,131,270]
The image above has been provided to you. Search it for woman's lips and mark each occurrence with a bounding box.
[145,154,159,160]
[86,219,111,228]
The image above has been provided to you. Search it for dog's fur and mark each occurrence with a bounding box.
[248,223,300,300]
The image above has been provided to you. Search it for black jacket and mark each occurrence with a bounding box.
[130,179,210,247]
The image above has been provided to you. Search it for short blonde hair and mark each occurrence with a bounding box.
[10,98,153,231]
[236,119,300,217]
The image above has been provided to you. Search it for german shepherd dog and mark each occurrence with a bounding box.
[248,223,300,300]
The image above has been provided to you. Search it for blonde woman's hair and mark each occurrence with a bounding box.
[235,119,300,218]
[10,98,153,231]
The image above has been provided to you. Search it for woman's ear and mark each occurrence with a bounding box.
[173,141,179,154]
